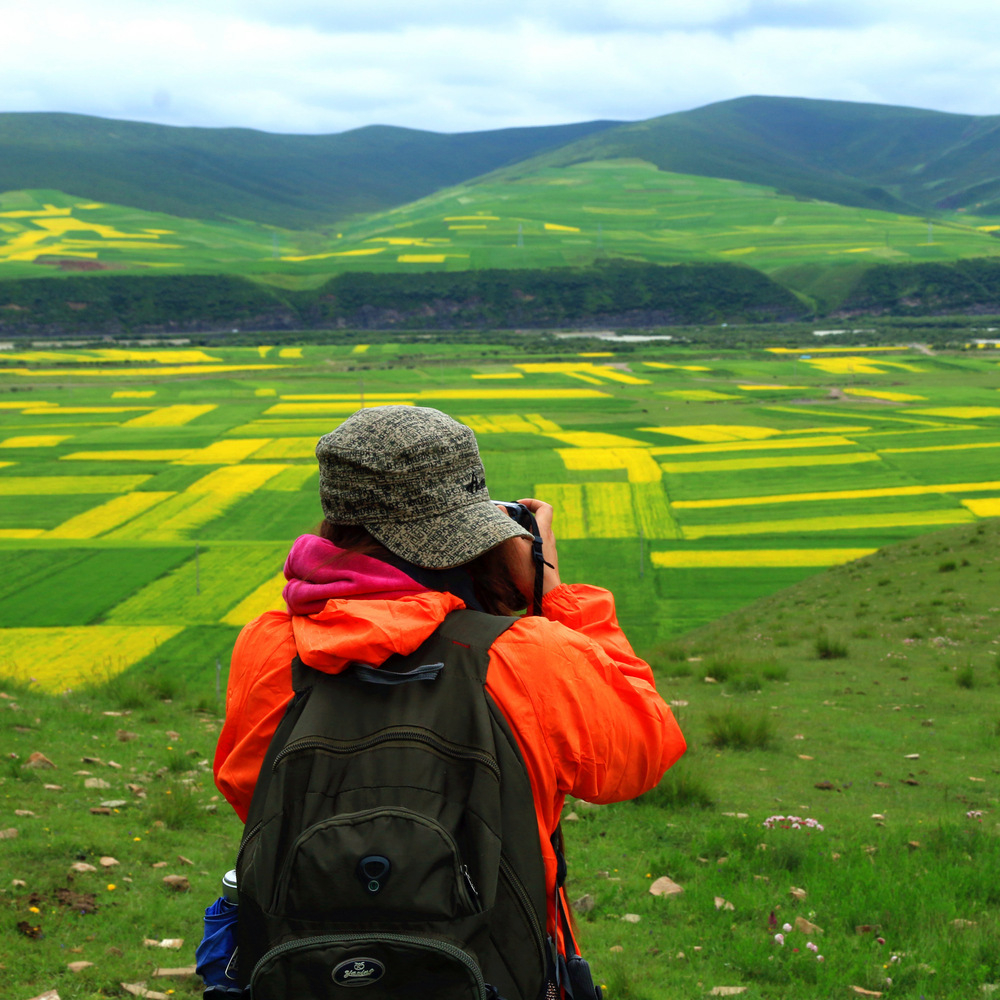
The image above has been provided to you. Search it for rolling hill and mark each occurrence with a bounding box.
[516,95,1000,217]
[0,112,620,228]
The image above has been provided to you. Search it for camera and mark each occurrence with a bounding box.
[493,501,534,531]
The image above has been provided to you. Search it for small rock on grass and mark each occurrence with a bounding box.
[0,827,18,840]
[162,875,190,892]
[71,862,97,874]
[620,913,641,924]
[710,989,747,997]
[649,876,683,897]
[24,752,55,769]
[144,938,185,949]
[122,984,171,1000]
[67,961,94,973]
[100,857,119,868]
[26,991,61,1000]
[795,916,823,935]
[152,966,197,977]
[572,894,595,915]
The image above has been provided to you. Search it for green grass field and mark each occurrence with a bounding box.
[1,335,999,998]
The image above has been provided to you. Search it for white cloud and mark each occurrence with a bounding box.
[1,0,999,133]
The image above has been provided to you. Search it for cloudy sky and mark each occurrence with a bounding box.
[5,0,1000,134]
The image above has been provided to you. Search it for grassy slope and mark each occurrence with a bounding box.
[525,95,1000,217]
[2,521,997,999]
[563,518,1000,999]
[0,113,620,229]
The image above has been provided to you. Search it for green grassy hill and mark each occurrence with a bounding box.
[0,112,620,228]
[524,95,1000,217]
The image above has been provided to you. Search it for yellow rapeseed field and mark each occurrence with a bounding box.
[651,549,876,568]
[279,347,303,359]
[544,223,581,232]
[841,388,926,402]
[123,405,217,427]
[641,425,782,443]
[673,481,1000,509]
[187,465,287,494]
[515,363,650,385]
[398,255,447,263]
[351,345,370,354]
[651,435,858,456]
[472,373,525,380]
[661,452,880,474]
[961,498,1000,516]
[259,466,317,492]
[580,483,637,537]
[910,407,1000,419]
[219,572,287,625]
[531,484,586,538]
[175,440,270,465]
[462,414,562,434]
[250,438,316,459]
[0,475,150,495]
[878,441,1000,454]
[661,390,741,401]
[681,509,975,538]
[642,362,711,372]
[559,447,662,483]
[799,357,923,375]
[0,625,182,691]
[551,431,650,449]
[45,492,174,539]
[62,450,192,462]
[112,390,156,398]
[0,435,69,448]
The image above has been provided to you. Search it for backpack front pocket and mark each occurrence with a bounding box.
[276,808,481,921]
[249,931,488,1000]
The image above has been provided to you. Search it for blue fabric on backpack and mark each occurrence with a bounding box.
[195,896,243,995]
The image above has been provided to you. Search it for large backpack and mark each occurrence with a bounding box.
[234,608,553,1000]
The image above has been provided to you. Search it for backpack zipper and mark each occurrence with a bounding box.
[273,729,501,782]
[250,930,488,998]
[499,854,546,950]
[235,817,263,875]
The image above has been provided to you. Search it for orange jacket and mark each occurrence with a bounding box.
[215,582,686,938]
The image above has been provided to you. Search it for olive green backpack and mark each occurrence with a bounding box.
[234,609,552,1000]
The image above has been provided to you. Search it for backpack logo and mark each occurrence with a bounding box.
[332,958,386,987]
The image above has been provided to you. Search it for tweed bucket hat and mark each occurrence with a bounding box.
[315,405,533,569]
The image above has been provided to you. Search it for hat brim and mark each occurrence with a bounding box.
[366,498,534,569]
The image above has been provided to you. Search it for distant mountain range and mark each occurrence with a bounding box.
[4,96,1000,228]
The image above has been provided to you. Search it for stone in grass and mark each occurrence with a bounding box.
[572,894,595,915]
[649,876,683,897]
[621,914,641,924]
[162,875,190,891]
[794,916,823,935]
[71,862,98,873]
[709,989,747,997]
[67,961,94,973]
[100,857,119,868]
[24,752,56,770]
[714,897,735,911]
[122,984,171,1000]
[84,778,111,790]
[144,938,185,949]
[26,992,61,1000]
[0,827,19,840]
[152,967,197,977]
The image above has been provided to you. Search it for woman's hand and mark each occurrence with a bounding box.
[507,497,562,604]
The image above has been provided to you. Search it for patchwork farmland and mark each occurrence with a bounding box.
[2,338,1000,692]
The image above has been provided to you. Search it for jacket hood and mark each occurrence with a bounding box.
[291,591,466,673]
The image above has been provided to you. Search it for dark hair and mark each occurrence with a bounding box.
[316,520,526,617]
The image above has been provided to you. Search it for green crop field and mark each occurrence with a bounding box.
[2,336,1000,685]
[1,333,999,1000]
